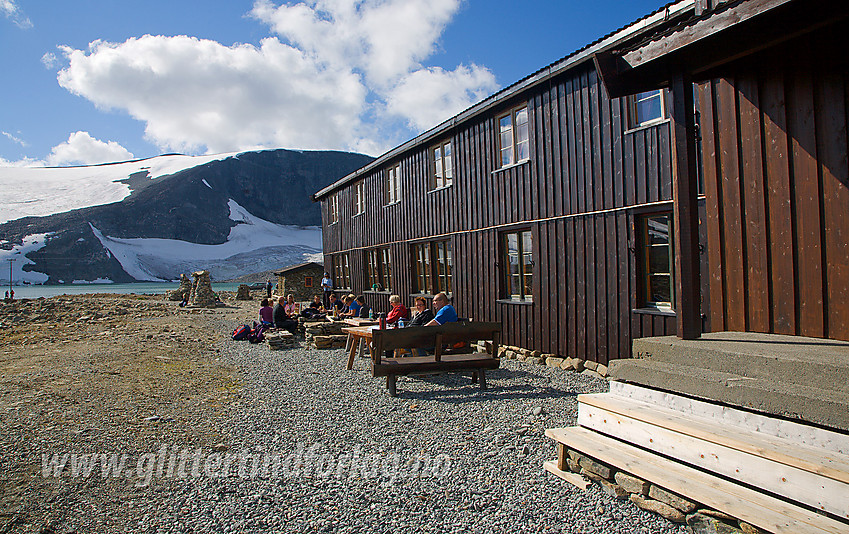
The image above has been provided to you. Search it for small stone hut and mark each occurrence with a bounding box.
[273,262,324,302]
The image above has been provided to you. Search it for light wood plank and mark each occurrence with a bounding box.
[578,402,849,520]
[545,427,848,534]
[578,392,849,482]
[543,460,590,490]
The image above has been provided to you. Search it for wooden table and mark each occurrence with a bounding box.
[343,317,379,327]
[342,325,377,370]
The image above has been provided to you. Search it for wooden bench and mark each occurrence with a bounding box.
[370,321,501,396]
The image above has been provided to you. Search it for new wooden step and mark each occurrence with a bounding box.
[545,427,848,534]
[577,393,849,520]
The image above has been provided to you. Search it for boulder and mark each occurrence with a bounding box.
[236,284,252,300]
[630,495,685,523]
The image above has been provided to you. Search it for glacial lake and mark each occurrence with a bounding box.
[3,282,247,300]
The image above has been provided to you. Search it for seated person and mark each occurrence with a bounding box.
[386,294,410,325]
[426,292,458,325]
[259,298,274,325]
[355,295,371,318]
[346,294,362,317]
[407,296,434,326]
[300,295,326,319]
[273,296,298,334]
[328,293,345,314]
[339,295,355,317]
[284,294,299,316]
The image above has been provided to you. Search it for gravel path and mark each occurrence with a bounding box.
[140,319,688,534]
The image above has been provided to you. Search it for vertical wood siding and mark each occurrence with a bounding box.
[698,33,849,341]
[320,65,698,364]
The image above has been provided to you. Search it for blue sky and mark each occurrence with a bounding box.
[0,0,666,167]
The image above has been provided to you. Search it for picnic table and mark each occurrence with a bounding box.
[343,317,379,327]
[341,325,376,370]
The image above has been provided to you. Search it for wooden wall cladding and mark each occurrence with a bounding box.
[321,65,692,364]
[698,33,849,341]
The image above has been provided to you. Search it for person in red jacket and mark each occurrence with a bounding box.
[386,294,410,325]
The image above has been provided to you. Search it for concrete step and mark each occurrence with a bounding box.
[631,332,849,393]
[609,357,849,432]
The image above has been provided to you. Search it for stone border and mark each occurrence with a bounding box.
[476,341,609,380]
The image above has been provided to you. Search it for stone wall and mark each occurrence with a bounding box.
[476,342,609,380]
[278,265,324,302]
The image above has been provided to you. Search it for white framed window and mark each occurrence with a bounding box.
[630,90,665,128]
[386,163,400,205]
[333,253,351,289]
[328,193,338,224]
[353,180,365,216]
[639,212,674,309]
[366,247,392,291]
[498,105,529,168]
[431,140,453,189]
[502,230,533,301]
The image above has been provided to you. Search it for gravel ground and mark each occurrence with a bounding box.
[1,295,688,533]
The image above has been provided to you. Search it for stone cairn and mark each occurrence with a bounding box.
[302,317,347,349]
[235,284,252,301]
[189,270,217,308]
[167,273,193,301]
[266,331,299,350]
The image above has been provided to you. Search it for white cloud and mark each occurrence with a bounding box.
[46,131,135,166]
[53,1,499,156]
[385,65,497,131]
[2,130,27,147]
[1,0,32,29]
[41,52,58,69]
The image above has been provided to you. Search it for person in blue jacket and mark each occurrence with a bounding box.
[426,292,457,325]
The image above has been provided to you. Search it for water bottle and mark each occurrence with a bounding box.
[369,308,374,320]
[398,318,404,328]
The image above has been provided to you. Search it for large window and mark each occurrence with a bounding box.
[502,230,533,301]
[639,213,674,308]
[431,140,453,189]
[353,181,365,216]
[411,240,452,295]
[386,163,400,205]
[328,194,339,224]
[366,247,391,291]
[332,253,351,290]
[630,90,665,128]
[498,105,529,168]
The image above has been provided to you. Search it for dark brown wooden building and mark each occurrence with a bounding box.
[313,0,849,365]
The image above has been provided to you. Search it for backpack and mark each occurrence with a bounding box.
[232,324,250,341]
[248,322,266,344]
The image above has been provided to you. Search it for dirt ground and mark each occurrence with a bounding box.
[0,293,256,533]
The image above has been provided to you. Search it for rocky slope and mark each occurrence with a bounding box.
[0,149,372,283]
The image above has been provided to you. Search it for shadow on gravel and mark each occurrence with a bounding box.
[393,369,584,403]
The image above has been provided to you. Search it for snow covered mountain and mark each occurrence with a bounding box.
[0,149,372,284]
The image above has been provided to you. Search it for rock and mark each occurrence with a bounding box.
[236,284,252,300]
[697,509,737,522]
[738,522,767,534]
[614,471,650,495]
[519,445,530,456]
[686,513,744,533]
[559,358,573,370]
[630,495,685,523]
[531,350,542,358]
[599,478,629,500]
[570,357,585,372]
[190,270,217,307]
[546,357,565,368]
[578,456,612,479]
[649,485,698,513]
[583,359,598,371]
[532,406,543,416]
[212,443,228,452]
[596,363,608,377]
[581,368,602,379]
[567,458,581,473]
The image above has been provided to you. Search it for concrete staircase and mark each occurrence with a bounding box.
[544,332,849,533]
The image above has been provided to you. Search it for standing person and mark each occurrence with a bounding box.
[9,289,13,300]
[321,272,333,309]
[265,279,272,298]
[4,291,8,300]
[386,295,410,325]
[426,292,457,325]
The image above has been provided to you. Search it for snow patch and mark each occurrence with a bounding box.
[202,179,212,189]
[90,200,323,281]
[71,278,114,284]
[0,152,240,224]
[0,233,51,285]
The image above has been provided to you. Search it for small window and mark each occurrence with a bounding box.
[502,230,533,301]
[498,106,530,168]
[366,247,391,291]
[431,141,453,189]
[333,254,351,289]
[630,90,665,128]
[353,181,365,216]
[304,276,313,288]
[328,194,339,224]
[386,163,400,205]
[639,213,674,308]
[411,240,451,295]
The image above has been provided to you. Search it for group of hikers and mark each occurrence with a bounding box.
[257,291,458,335]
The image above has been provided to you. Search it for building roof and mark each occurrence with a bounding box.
[312,0,694,201]
[272,261,324,276]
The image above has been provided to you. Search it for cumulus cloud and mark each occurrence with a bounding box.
[54,1,499,155]
[46,131,135,166]
[1,0,32,29]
